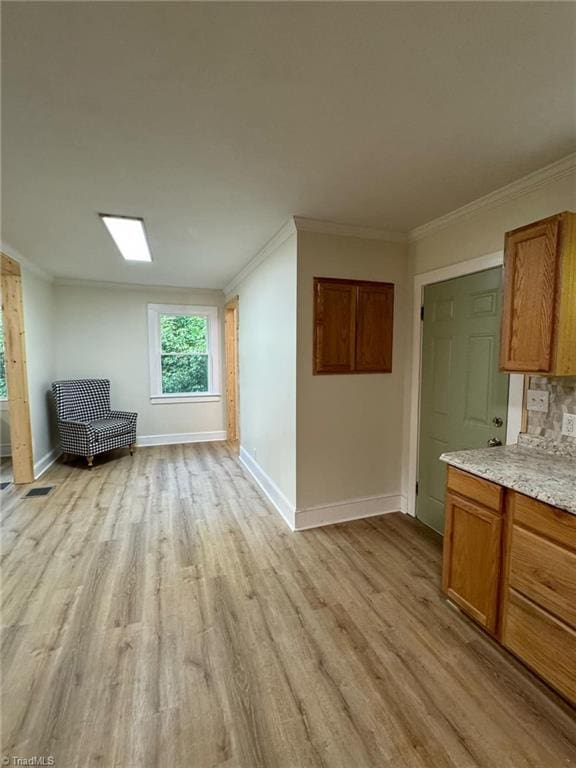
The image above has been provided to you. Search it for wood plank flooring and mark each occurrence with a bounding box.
[1,442,575,767]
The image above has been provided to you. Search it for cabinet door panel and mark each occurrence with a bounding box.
[442,492,502,633]
[500,216,560,372]
[314,280,356,374]
[355,284,394,372]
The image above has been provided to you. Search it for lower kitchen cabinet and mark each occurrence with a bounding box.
[443,467,576,706]
[442,491,502,634]
[502,590,576,703]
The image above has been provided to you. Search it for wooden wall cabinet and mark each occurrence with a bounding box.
[500,211,576,375]
[313,277,394,375]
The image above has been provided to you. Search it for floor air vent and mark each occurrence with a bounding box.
[24,486,54,498]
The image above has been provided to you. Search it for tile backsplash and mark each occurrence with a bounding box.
[526,376,576,445]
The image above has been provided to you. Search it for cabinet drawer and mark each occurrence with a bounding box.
[446,467,502,512]
[509,525,576,629]
[502,590,576,704]
[512,492,576,551]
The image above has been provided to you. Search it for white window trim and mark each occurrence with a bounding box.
[147,303,221,403]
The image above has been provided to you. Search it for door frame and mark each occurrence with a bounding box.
[224,297,239,441]
[407,250,525,519]
[0,252,34,483]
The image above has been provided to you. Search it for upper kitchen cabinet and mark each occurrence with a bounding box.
[500,211,576,375]
[313,278,394,375]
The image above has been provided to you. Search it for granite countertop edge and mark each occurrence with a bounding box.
[439,445,576,517]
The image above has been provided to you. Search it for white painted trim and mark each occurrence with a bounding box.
[407,251,523,519]
[0,240,54,281]
[34,448,60,479]
[137,431,227,447]
[413,251,504,284]
[0,399,9,411]
[409,152,576,242]
[54,276,223,295]
[224,218,297,296]
[295,493,405,531]
[294,216,407,243]
[150,394,221,405]
[0,443,12,458]
[506,374,525,447]
[238,446,295,530]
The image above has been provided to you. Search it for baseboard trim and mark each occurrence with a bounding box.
[34,448,60,479]
[238,446,295,530]
[137,430,227,447]
[295,492,406,531]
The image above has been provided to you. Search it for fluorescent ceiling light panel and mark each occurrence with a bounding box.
[100,214,152,262]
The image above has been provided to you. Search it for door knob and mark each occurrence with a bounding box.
[487,437,502,447]
[492,416,503,427]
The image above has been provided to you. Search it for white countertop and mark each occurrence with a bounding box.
[440,443,576,516]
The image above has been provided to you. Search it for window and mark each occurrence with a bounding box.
[148,304,221,403]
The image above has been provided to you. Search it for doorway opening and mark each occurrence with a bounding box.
[224,298,239,444]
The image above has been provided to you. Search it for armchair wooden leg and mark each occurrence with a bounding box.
[87,455,94,469]
[130,444,135,456]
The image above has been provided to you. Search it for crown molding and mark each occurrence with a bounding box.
[409,152,576,242]
[294,216,407,243]
[0,240,54,281]
[224,217,297,296]
[53,276,224,296]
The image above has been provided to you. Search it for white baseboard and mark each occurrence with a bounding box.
[137,430,227,447]
[238,446,295,530]
[295,492,406,531]
[34,448,60,479]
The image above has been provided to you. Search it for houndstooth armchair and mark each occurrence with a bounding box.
[52,379,137,468]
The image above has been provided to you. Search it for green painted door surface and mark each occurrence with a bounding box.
[417,268,509,533]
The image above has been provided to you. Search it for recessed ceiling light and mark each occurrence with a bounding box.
[99,214,152,262]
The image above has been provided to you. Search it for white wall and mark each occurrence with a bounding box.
[235,232,298,520]
[296,230,410,521]
[53,282,226,441]
[21,267,57,473]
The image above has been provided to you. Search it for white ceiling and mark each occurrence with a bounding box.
[3,2,575,288]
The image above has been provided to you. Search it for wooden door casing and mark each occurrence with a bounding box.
[0,252,34,483]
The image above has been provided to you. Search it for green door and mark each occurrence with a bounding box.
[417,267,509,534]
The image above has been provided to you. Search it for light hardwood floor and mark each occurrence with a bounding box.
[2,443,576,767]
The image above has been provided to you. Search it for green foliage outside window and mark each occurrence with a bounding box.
[160,314,209,393]
[0,312,7,399]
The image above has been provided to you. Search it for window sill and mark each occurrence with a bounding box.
[150,394,221,405]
